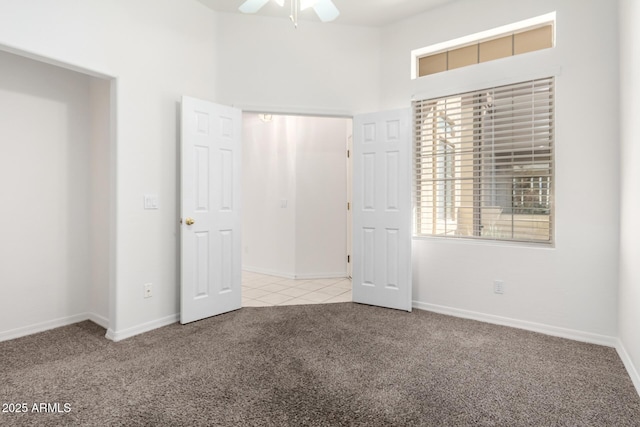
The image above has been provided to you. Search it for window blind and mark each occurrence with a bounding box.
[413,77,554,243]
[416,24,554,77]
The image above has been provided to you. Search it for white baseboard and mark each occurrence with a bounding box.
[413,301,618,348]
[243,266,296,279]
[105,313,179,342]
[615,339,640,397]
[242,266,347,280]
[88,312,109,329]
[0,312,108,342]
[293,272,348,280]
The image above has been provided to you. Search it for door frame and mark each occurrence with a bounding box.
[238,105,412,304]
[239,109,353,281]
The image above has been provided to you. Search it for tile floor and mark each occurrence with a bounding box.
[242,271,352,307]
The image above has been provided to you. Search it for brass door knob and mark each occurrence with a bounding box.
[185,217,195,226]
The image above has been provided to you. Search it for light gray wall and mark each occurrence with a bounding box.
[618,0,640,393]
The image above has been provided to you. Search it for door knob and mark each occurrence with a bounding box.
[185,217,195,226]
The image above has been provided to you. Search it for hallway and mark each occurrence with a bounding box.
[241,272,352,307]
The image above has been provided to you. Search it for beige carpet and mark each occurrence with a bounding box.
[1,303,639,426]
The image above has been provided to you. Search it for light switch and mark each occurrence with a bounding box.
[280,199,288,208]
[144,194,159,210]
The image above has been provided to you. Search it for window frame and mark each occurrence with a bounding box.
[412,77,555,245]
[410,12,556,80]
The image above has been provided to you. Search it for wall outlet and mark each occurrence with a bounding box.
[144,283,153,298]
[493,280,505,294]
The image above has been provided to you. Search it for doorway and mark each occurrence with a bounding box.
[240,113,352,307]
[0,49,114,340]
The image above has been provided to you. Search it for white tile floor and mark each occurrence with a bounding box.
[242,271,352,307]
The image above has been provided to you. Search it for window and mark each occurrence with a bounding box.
[417,24,553,77]
[413,77,554,244]
[411,13,556,79]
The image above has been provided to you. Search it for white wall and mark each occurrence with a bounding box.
[295,116,348,278]
[618,0,640,392]
[0,0,218,339]
[0,50,97,338]
[242,113,348,278]
[242,114,297,276]
[381,0,620,341]
[214,13,381,115]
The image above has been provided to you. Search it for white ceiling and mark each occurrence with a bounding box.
[198,0,456,27]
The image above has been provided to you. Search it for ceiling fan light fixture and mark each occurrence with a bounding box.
[238,0,339,25]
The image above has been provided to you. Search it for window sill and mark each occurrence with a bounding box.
[411,234,555,250]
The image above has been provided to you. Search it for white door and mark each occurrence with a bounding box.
[180,96,242,324]
[352,109,412,312]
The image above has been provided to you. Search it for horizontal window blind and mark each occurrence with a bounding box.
[413,77,554,243]
[417,24,554,77]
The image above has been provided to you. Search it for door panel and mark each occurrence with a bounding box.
[352,109,412,312]
[181,96,242,324]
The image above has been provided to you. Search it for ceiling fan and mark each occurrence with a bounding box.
[239,0,340,27]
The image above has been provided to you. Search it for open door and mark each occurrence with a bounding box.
[352,109,412,312]
[180,96,242,324]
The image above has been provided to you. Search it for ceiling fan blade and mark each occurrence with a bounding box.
[239,0,270,14]
[299,0,318,11]
[312,0,339,22]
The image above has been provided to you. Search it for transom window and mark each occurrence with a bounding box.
[411,12,556,79]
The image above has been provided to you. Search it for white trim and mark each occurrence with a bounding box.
[88,313,109,329]
[616,339,640,397]
[412,65,562,104]
[412,235,557,250]
[413,301,617,348]
[242,266,347,280]
[108,77,119,338]
[243,266,297,279]
[410,11,557,80]
[0,313,109,342]
[105,328,117,341]
[0,42,116,80]
[235,104,352,118]
[291,272,348,280]
[104,314,179,342]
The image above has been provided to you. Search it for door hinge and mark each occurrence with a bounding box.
[347,202,350,211]
[347,150,350,158]
[347,255,350,263]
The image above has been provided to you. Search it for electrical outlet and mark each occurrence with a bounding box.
[493,280,505,294]
[144,283,153,298]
